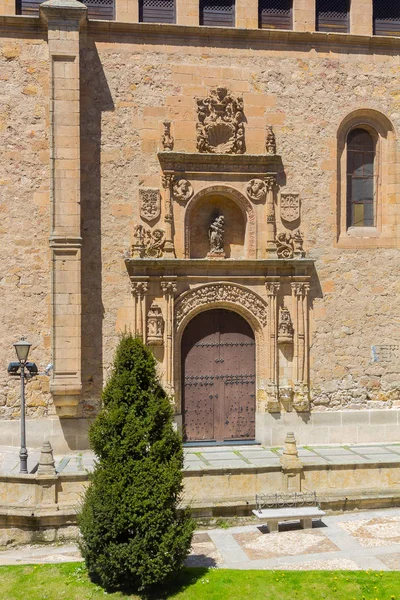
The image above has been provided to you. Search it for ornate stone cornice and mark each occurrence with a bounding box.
[158,152,281,175]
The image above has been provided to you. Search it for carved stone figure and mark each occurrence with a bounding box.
[208,215,225,257]
[161,119,174,151]
[172,178,193,203]
[175,283,268,329]
[139,188,161,222]
[276,230,305,259]
[246,179,267,202]
[265,125,276,155]
[132,225,165,258]
[196,87,245,154]
[278,305,294,344]
[280,193,300,223]
[147,303,164,345]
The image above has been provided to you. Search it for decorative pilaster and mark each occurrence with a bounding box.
[265,280,280,411]
[131,281,149,342]
[161,174,176,257]
[265,174,278,257]
[40,0,87,416]
[291,282,310,412]
[161,279,177,393]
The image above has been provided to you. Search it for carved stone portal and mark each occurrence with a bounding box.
[147,304,164,345]
[172,178,193,203]
[196,87,245,154]
[280,193,300,223]
[175,284,268,329]
[246,179,267,203]
[139,188,161,222]
[276,231,305,259]
[132,225,165,258]
[208,215,225,258]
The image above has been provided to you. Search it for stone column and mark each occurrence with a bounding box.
[265,174,278,257]
[265,280,280,411]
[0,0,15,14]
[116,0,138,22]
[177,0,199,25]
[131,281,149,341]
[291,282,310,411]
[40,0,87,416]
[350,0,373,36]
[236,0,258,29]
[161,280,177,394]
[293,0,316,32]
[161,174,176,257]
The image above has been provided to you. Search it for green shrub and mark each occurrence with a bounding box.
[79,335,195,593]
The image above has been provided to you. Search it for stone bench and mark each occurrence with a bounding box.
[252,491,326,533]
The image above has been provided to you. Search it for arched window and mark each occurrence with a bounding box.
[373,0,400,36]
[346,129,375,228]
[200,0,235,27]
[139,0,176,23]
[259,0,292,30]
[316,0,349,33]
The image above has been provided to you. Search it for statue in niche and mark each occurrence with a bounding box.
[196,87,245,154]
[147,304,164,345]
[208,215,225,258]
[278,305,294,344]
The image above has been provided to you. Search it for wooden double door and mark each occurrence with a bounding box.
[182,309,256,442]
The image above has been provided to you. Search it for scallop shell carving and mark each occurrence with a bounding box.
[206,122,235,153]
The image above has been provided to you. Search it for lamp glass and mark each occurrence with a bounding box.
[14,338,31,363]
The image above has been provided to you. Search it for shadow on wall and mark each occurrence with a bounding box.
[77,38,114,426]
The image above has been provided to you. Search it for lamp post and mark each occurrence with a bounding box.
[7,337,37,474]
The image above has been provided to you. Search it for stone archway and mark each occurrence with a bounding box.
[184,185,256,259]
[181,308,256,442]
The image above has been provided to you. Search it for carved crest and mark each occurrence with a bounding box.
[172,178,193,203]
[276,230,305,259]
[196,87,245,154]
[278,305,294,344]
[147,303,164,345]
[175,284,267,329]
[280,193,300,223]
[246,179,267,202]
[132,225,165,258]
[139,188,161,222]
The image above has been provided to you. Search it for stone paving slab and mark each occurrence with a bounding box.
[3,508,400,571]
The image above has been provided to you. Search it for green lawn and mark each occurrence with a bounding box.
[0,563,399,600]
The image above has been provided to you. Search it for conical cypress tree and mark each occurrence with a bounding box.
[79,335,195,592]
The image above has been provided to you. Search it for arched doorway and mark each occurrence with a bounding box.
[182,309,256,443]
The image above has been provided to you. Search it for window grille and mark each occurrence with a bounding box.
[346,129,375,228]
[259,0,292,30]
[200,0,235,28]
[17,0,115,20]
[139,0,176,24]
[316,0,349,33]
[373,0,400,36]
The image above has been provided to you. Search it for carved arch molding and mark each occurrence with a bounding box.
[175,283,268,330]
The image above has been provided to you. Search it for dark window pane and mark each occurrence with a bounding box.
[346,128,375,228]
[139,0,175,23]
[200,0,235,27]
[374,0,400,36]
[316,0,349,33]
[18,0,115,19]
[259,0,292,30]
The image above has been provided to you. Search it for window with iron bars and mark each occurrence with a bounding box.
[316,0,349,33]
[373,0,400,36]
[200,0,235,27]
[346,128,376,229]
[139,0,176,24]
[259,0,292,30]
[16,0,114,20]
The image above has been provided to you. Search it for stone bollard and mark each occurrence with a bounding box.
[280,432,303,492]
[37,440,56,476]
[36,440,58,509]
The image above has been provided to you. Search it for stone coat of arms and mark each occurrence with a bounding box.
[139,188,161,222]
[280,193,300,223]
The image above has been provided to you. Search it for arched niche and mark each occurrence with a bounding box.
[184,185,256,259]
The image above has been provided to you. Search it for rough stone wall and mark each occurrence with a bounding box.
[80,31,400,413]
[0,34,53,419]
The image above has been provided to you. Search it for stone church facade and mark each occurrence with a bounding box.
[0,0,399,451]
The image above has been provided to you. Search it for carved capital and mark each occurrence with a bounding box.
[131,282,149,297]
[162,173,174,190]
[265,281,280,297]
[265,174,277,192]
[161,281,177,296]
[291,282,310,298]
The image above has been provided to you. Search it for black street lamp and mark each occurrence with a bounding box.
[7,337,38,474]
